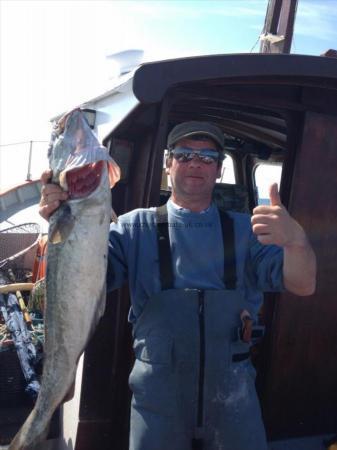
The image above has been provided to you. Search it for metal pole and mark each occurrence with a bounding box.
[260,0,282,53]
[260,0,298,54]
[26,140,33,181]
[278,0,298,54]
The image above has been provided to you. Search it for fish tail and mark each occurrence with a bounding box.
[7,407,50,450]
[8,368,76,449]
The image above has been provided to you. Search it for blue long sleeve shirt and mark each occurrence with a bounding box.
[107,199,283,323]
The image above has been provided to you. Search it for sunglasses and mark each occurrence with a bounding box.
[170,147,221,164]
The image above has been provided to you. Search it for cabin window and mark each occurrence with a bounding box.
[254,162,282,205]
[217,153,235,184]
[109,138,133,181]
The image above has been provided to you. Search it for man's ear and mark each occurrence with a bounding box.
[217,164,222,178]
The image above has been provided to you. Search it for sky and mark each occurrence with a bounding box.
[1,0,337,192]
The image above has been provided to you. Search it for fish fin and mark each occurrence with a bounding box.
[111,207,118,224]
[108,159,121,188]
[49,204,76,244]
[90,284,107,335]
[62,377,76,403]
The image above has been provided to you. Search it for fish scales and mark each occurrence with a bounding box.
[5,109,119,450]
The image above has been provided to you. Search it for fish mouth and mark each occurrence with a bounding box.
[63,160,105,199]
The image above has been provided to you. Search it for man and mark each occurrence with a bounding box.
[40,121,316,450]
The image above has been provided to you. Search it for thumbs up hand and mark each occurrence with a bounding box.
[251,183,306,248]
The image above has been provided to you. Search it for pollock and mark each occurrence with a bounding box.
[6,109,120,449]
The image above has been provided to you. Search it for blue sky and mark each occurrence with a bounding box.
[1,0,337,189]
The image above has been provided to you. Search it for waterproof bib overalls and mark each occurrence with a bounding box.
[129,205,268,450]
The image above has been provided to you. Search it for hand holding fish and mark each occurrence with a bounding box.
[39,170,68,221]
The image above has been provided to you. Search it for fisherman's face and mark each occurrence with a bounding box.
[166,138,222,200]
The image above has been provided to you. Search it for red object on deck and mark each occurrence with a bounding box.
[32,235,48,283]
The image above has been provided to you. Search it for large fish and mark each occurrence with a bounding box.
[6,109,120,450]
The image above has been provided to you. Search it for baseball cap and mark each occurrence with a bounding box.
[167,121,225,151]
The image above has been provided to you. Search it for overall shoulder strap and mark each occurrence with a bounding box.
[218,208,237,290]
[156,204,174,290]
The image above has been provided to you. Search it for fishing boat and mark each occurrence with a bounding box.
[1,51,337,450]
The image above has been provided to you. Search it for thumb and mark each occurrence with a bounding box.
[40,169,53,185]
[269,183,282,206]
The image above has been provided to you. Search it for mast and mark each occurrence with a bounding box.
[260,0,298,53]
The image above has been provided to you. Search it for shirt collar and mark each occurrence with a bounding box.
[169,198,212,214]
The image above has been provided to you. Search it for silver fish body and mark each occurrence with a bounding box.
[5,109,119,450]
[7,152,112,449]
